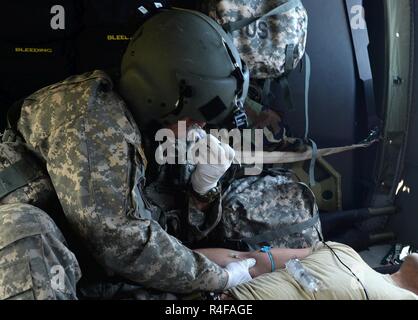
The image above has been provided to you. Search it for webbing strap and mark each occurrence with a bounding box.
[285,44,296,72]
[261,78,272,106]
[222,0,302,33]
[308,139,317,187]
[276,44,299,111]
[239,139,378,164]
[243,213,320,248]
[304,54,311,140]
[279,76,295,111]
[344,0,379,129]
[0,158,41,199]
[302,54,317,187]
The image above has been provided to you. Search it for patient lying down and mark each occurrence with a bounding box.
[196,242,418,300]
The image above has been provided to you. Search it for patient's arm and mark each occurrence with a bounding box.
[195,247,312,278]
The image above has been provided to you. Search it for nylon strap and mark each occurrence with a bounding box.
[344,0,379,129]
[276,44,299,111]
[304,54,311,140]
[308,139,318,187]
[302,53,317,187]
[0,158,41,199]
[285,44,296,72]
[238,139,378,164]
[222,0,302,33]
[261,78,272,106]
[279,76,295,111]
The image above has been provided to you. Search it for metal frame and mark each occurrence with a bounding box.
[370,0,415,207]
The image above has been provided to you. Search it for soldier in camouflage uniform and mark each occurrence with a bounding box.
[13,70,231,294]
[0,8,321,299]
[0,203,81,300]
[0,139,55,210]
[0,134,81,299]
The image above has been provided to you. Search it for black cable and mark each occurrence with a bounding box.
[324,241,370,300]
[315,227,370,300]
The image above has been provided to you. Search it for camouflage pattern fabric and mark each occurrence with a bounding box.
[16,70,228,294]
[201,0,308,78]
[0,140,56,212]
[210,172,322,249]
[0,203,80,300]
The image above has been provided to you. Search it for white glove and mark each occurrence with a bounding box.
[189,130,235,195]
[224,258,257,289]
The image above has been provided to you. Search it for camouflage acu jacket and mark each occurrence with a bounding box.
[0,138,56,212]
[15,70,228,294]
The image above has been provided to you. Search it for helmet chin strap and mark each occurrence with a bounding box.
[213,99,247,130]
[221,39,248,129]
[232,100,248,129]
[222,39,246,98]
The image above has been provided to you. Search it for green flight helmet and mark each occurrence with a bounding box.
[119,8,249,130]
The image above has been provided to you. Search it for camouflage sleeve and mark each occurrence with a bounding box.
[93,215,228,293]
[0,203,81,300]
[17,76,228,293]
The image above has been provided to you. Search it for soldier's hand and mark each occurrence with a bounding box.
[224,258,257,289]
[189,131,235,195]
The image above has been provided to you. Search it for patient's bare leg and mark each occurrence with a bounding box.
[195,247,312,278]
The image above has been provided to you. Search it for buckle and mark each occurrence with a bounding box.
[232,103,248,129]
